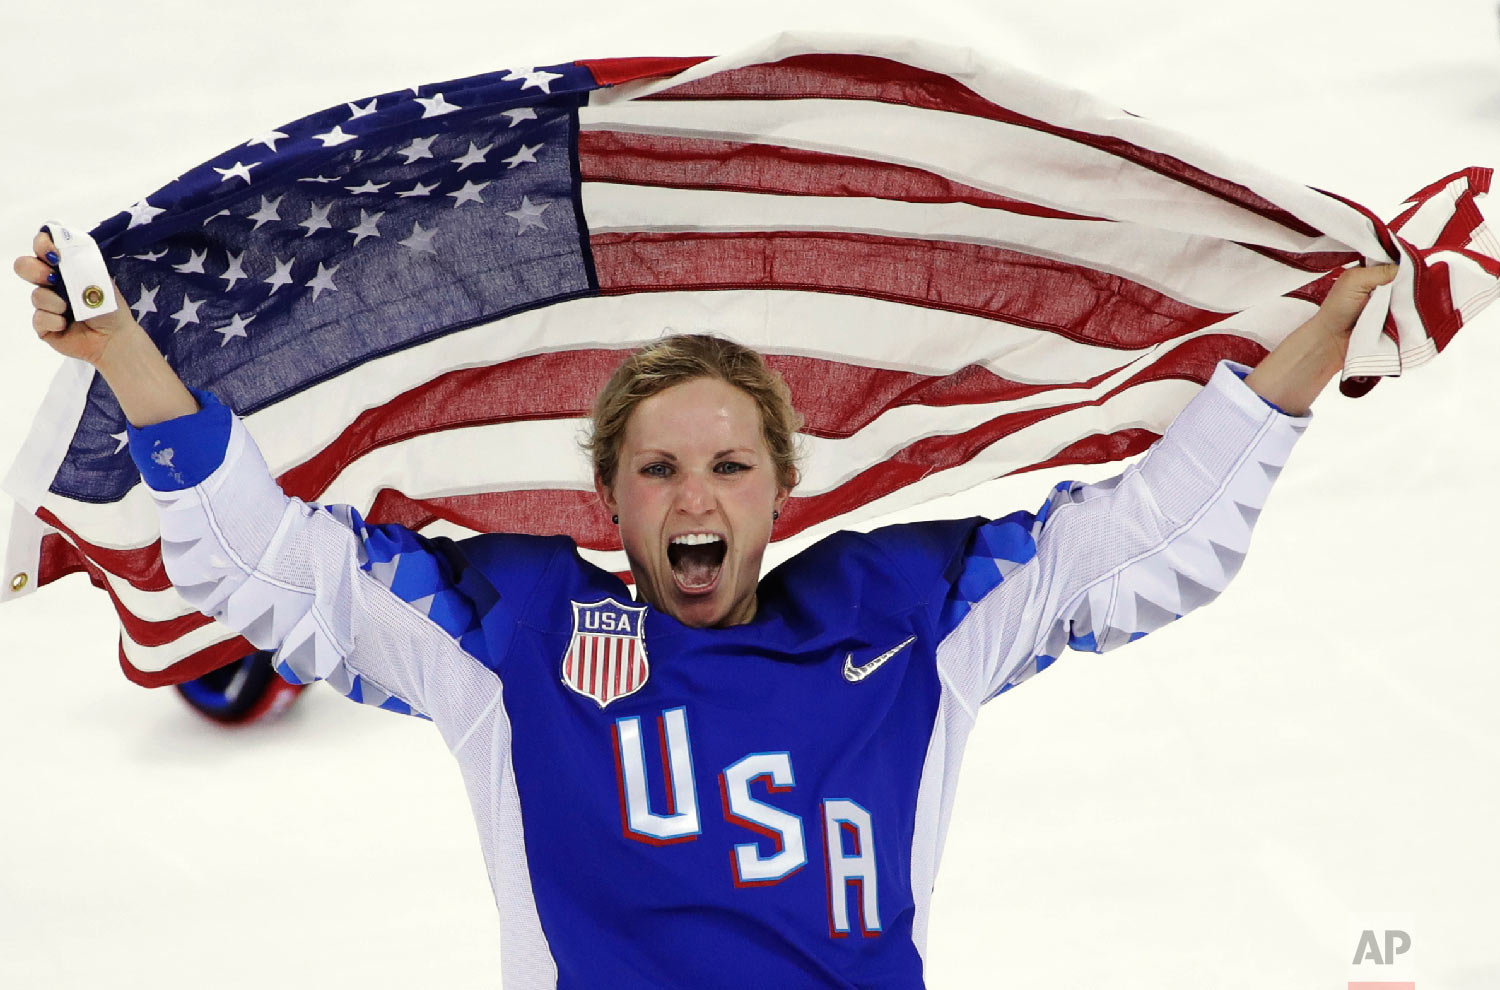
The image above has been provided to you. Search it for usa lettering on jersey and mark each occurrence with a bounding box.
[562,599,650,708]
[613,706,882,938]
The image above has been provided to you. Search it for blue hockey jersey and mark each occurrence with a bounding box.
[128,359,1307,988]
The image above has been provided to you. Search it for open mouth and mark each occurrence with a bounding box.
[667,534,727,594]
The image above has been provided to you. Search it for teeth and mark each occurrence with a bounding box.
[670,533,723,546]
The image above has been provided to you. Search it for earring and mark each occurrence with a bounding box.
[772,510,779,520]
[612,514,619,524]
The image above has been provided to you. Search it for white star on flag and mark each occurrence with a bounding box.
[245,129,289,153]
[263,257,295,292]
[503,67,564,93]
[214,313,252,345]
[126,199,164,228]
[130,248,167,262]
[501,107,537,127]
[345,179,388,195]
[213,161,257,184]
[220,251,247,288]
[130,285,159,319]
[110,431,129,455]
[397,181,438,198]
[349,210,383,244]
[313,125,358,147]
[447,180,490,208]
[171,295,204,331]
[172,249,207,274]
[204,209,231,224]
[453,142,494,171]
[399,222,438,255]
[307,263,340,300]
[505,196,551,233]
[248,196,284,230]
[397,136,436,164]
[415,93,460,117]
[347,98,378,118]
[300,202,334,236]
[299,175,340,184]
[503,143,541,168]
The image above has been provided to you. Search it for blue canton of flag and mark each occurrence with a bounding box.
[55,63,600,504]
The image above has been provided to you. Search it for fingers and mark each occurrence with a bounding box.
[32,285,67,315]
[12,253,56,286]
[21,234,69,337]
[1338,263,1399,292]
[33,308,67,337]
[15,230,61,288]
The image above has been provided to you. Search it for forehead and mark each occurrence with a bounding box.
[622,377,766,454]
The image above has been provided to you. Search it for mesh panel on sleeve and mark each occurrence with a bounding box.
[909,627,985,960]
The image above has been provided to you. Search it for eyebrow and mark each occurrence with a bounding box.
[635,448,752,460]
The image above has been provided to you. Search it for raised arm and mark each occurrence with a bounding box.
[13,233,507,740]
[16,230,198,426]
[1241,264,1397,415]
[937,263,1397,704]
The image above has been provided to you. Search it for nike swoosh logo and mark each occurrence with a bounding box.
[843,635,917,683]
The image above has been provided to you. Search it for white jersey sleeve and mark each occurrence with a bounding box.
[942,359,1312,704]
[129,392,506,741]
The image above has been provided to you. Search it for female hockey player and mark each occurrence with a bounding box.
[14,230,1395,988]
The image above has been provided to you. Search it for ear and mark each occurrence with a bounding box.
[773,468,797,515]
[594,472,619,518]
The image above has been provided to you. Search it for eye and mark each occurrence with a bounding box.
[715,461,749,475]
[641,462,672,478]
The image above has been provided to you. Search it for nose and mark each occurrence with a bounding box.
[674,468,716,515]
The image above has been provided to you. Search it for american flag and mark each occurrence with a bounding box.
[1,33,1495,687]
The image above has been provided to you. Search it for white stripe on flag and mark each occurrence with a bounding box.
[585,31,1392,255]
[578,182,1325,312]
[579,99,1364,254]
[121,618,242,674]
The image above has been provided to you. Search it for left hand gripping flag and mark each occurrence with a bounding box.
[3,31,1495,686]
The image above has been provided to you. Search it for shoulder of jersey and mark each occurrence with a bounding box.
[761,516,988,610]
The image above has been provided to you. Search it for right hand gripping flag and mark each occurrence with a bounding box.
[2,31,1494,686]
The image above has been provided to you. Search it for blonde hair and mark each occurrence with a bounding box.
[586,334,803,492]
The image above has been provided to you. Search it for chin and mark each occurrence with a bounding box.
[668,592,729,628]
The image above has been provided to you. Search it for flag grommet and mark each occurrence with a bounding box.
[10,573,28,592]
[82,286,105,309]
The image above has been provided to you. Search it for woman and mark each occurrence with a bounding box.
[14,230,1395,988]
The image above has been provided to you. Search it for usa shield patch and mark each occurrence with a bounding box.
[561,599,650,708]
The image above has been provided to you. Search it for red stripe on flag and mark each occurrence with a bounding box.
[591,230,1225,348]
[578,130,1108,221]
[1233,241,1362,274]
[277,350,1121,515]
[37,530,91,588]
[36,508,172,591]
[578,55,711,88]
[352,333,1265,544]
[117,633,256,689]
[643,53,1323,238]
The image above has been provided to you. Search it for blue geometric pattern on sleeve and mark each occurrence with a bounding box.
[360,519,489,645]
[274,503,495,717]
[935,481,1071,640]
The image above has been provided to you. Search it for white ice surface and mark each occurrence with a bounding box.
[1,2,1497,988]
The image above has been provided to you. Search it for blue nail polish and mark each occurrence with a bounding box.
[44,251,59,265]
[47,272,58,284]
